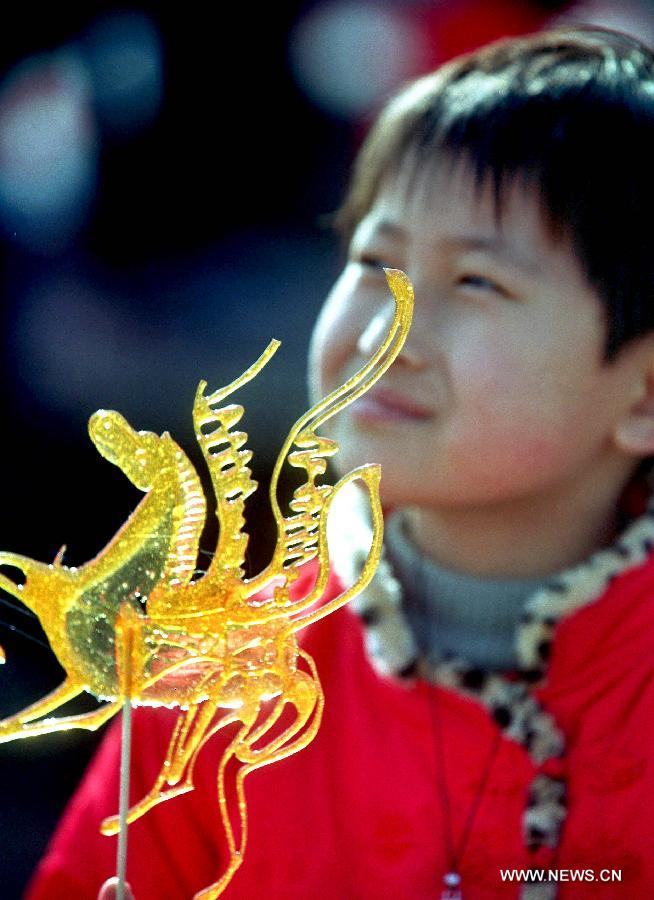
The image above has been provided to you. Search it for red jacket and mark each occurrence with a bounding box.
[27,556,654,899]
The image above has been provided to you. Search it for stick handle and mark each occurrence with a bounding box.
[115,603,137,900]
[116,698,132,900]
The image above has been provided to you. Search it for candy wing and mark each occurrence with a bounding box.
[192,340,280,584]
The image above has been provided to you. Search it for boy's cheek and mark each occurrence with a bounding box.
[451,338,579,431]
[454,407,601,494]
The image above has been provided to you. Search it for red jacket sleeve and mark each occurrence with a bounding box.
[26,707,226,900]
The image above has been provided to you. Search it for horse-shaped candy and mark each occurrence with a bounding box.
[0,269,413,898]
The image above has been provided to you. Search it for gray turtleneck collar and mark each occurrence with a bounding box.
[383,511,548,671]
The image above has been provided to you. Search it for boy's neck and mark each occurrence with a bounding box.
[402,463,634,579]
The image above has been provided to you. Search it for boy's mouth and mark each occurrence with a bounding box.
[350,388,434,424]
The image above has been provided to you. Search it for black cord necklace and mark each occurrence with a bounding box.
[422,678,503,900]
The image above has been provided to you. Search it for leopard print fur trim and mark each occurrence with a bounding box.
[326,481,654,898]
[516,507,654,676]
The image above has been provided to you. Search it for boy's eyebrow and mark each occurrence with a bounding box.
[442,235,543,276]
[367,220,407,241]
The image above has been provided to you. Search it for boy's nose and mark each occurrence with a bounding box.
[357,303,426,370]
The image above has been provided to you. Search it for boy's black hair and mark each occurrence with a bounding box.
[337,27,654,360]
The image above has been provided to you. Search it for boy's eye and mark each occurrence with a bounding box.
[358,254,388,271]
[457,274,507,295]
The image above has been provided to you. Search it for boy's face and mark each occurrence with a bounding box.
[309,161,643,511]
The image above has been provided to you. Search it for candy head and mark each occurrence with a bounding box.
[89,410,168,492]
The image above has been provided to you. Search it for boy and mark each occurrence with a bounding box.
[28,26,654,899]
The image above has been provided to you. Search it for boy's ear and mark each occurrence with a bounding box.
[614,358,654,456]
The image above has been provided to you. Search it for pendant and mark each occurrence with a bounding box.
[441,871,462,900]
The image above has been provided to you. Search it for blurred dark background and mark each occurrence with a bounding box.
[0,1,651,896]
